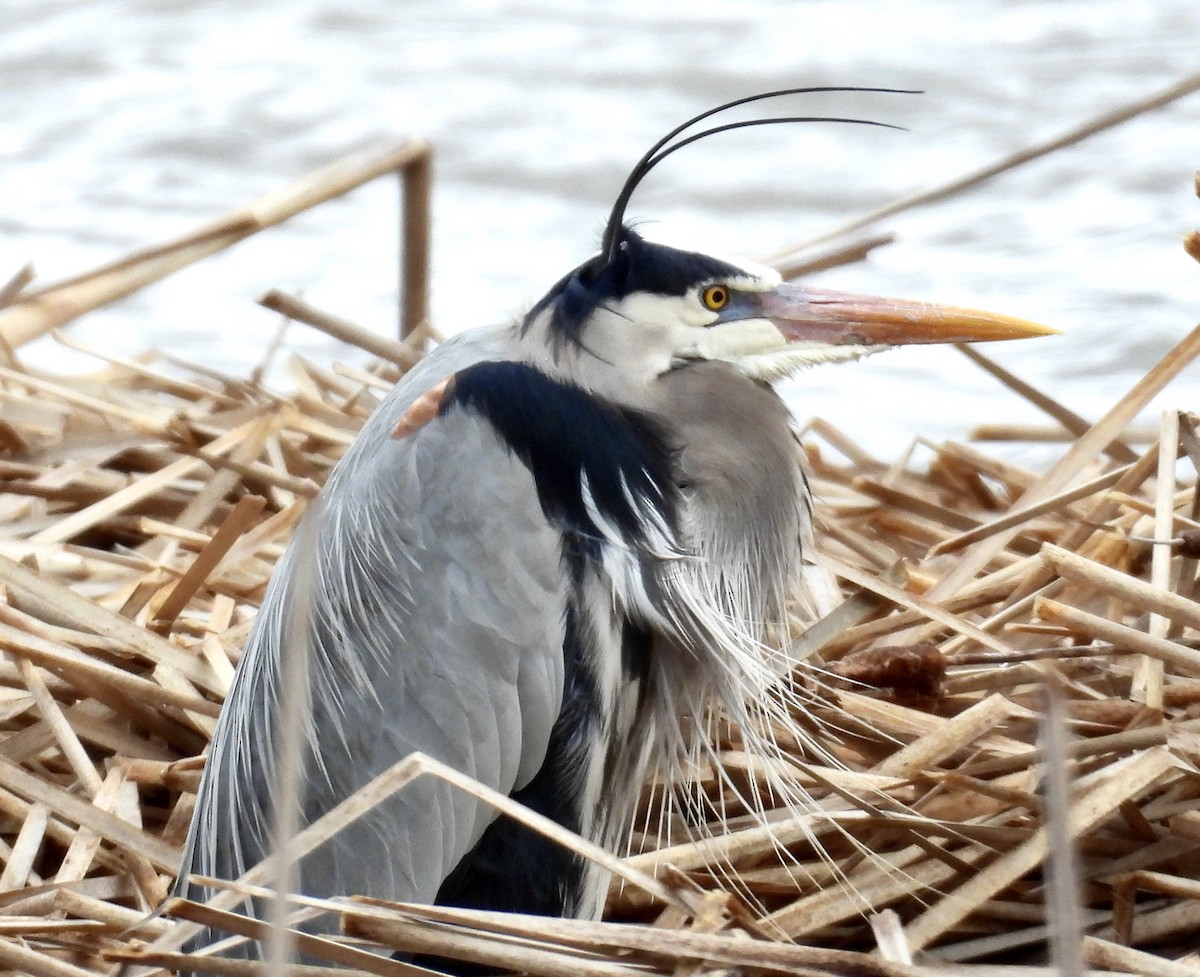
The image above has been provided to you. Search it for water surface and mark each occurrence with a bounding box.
[3,0,1198,454]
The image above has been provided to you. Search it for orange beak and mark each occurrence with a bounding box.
[760,283,1058,347]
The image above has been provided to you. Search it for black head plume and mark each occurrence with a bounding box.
[524,87,916,352]
[599,86,915,262]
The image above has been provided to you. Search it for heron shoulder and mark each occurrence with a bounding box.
[325,324,518,489]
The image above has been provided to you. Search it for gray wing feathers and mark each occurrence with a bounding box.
[179,326,567,914]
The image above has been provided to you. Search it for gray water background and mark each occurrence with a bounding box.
[3,1,1199,456]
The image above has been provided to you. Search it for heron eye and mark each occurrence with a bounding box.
[702,284,730,311]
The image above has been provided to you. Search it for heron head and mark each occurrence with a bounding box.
[519,88,1055,385]
[522,222,1055,384]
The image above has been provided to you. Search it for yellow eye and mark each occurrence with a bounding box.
[702,284,730,311]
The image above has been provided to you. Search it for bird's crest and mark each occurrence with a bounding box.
[599,85,911,261]
[525,87,912,351]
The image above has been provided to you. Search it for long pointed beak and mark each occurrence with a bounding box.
[761,282,1059,346]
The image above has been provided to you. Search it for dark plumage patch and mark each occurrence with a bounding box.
[620,620,653,686]
[523,224,746,350]
[441,359,680,560]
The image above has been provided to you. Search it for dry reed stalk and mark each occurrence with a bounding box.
[258,291,427,370]
[0,140,432,350]
[766,68,1200,258]
[972,424,1159,445]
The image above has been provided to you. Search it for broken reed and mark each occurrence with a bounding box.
[2,320,1200,977]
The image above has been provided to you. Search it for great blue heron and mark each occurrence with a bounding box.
[176,89,1054,960]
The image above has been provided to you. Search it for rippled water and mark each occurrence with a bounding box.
[3,0,1199,453]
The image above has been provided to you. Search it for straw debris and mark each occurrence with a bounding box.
[1,313,1198,976]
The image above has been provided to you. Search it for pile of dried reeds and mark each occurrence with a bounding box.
[2,302,1200,977]
[2,113,1200,976]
